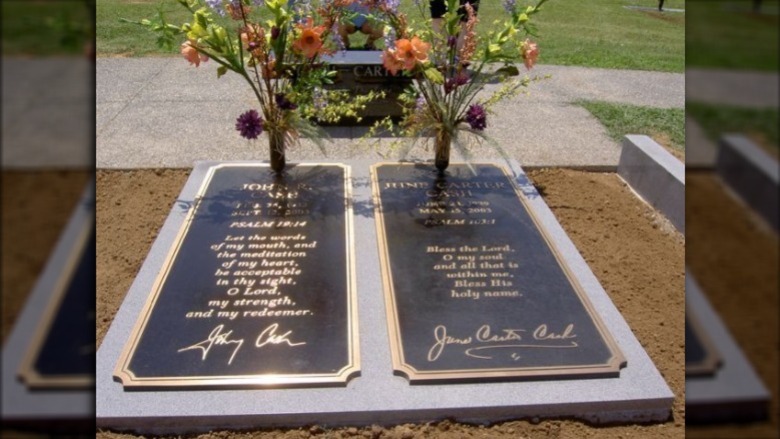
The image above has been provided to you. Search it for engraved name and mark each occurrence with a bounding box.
[178,323,306,365]
[427,323,578,362]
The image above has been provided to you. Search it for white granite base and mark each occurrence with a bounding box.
[618,135,685,234]
[96,160,674,434]
[716,134,779,231]
[685,273,770,423]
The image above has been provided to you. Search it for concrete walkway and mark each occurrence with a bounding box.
[94,58,683,169]
[685,68,779,167]
[1,58,93,168]
[3,57,685,169]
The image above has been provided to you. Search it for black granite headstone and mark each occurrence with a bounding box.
[114,164,359,388]
[372,163,625,383]
[321,51,411,123]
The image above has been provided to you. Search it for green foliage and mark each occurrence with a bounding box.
[687,102,779,150]
[686,0,778,72]
[577,100,685,151]
[3,0,92,56]
[98,0,685,73]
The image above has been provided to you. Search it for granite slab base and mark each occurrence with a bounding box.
[96,160,674,434]
[716,134,779,232]
[618,135,685,234]
[685,273,770,423]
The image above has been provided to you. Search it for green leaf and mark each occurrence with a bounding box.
[496,65,520,77]
[423,67,444,84]
[217,65,228,78]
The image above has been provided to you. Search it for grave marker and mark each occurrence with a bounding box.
[114,164,359,388]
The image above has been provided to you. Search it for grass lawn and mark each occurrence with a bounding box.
[686,0,779,72]
[687,102,779,151]
[2,0,92,56]
[577,100,685,151]
[97,0,684,72]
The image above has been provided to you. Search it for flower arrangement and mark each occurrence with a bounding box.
[367,0,548,171]
[126,0,382,172]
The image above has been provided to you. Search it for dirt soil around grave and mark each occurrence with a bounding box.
[91,168,685,439]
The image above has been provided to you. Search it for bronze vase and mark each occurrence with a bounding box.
[434,129,451,173]
[268,128,286,173]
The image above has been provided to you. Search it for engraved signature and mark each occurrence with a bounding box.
[427,324,578,362]
[255,323,307,348]
[178,323,306,365]
[178,324,245,365]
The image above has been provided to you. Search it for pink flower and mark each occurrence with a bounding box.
[181,41,209,67]
[521,39,539,70]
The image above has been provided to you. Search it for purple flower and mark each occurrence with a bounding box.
[382,0,400,13]
[415,96,426,111]
[205,0,225,16]
[444,72,469,94]
[447,36,457,48]
[331,23,345,51]
[384,27,397,50]
[271,26,281,40]
[503,0,517,13]
[313,87,327,110]
[275,93,298,111]
[465,104,487,131]
[236,109,264,139]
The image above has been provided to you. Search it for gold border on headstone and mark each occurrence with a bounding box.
[113,163,359,388]
[371,162,626,383]
[17,208,94,389]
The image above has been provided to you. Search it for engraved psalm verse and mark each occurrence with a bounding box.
[177,181,316,365]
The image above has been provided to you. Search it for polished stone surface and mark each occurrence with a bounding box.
[114,164,358,388]
[373,164,623,382]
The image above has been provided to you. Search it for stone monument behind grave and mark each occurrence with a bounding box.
[321,51,411,123]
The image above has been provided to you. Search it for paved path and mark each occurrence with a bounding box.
[93,58,684,169]
[1,58,92,168]
[685,68,779,167]
[3,57,685,169]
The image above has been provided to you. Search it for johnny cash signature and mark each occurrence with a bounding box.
[178,323,305,365]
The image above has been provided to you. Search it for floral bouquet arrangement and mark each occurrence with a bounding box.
[126,0,382,172]
[368,0,548,171]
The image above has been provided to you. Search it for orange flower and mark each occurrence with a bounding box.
[180,40,208,67]
[393,39,416,70]
[521,39,539,70]
[409,36,431,63]
[382,49,405,75]
[293,18,326,59]
[391,37,425,71]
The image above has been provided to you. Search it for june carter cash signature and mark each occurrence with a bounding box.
[178,323,306,365]
[427,323,578,362]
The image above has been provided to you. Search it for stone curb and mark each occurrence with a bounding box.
[617,135,685,234]
[716,134,779,232]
